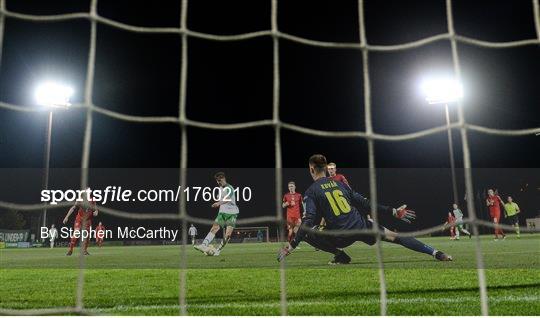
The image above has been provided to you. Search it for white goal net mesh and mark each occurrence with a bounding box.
[0,0,539,315]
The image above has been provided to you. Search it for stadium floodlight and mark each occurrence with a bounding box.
[421,78,463,105]
[420,77,463,206]
[34,81,73,234]
[35,82,74,108]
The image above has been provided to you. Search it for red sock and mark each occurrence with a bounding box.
[69,236,78,251]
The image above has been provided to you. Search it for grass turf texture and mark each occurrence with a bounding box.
[0,234,538,315]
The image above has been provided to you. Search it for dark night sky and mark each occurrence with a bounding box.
[0,0,539,231]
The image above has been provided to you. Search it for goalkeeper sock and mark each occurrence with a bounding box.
[515,224,520,236]
[202,232,215,246]
[393,237,435,256]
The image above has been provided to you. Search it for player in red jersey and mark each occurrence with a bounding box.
[442,212,456,240]
[282,181,303,243]
[63,192,98,256]
[486,189,506,240]
[95,222,105,247]
[327,162,350,186]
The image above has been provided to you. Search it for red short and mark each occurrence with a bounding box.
[287,216,301,227]
[489,209,501,220]
[74,219,92,230]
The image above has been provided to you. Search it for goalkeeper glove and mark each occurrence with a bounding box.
[277,243,293,262]
[392,204,416,223]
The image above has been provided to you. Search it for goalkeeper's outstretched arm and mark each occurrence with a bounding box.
[351,191,416,223]
[351,191,393,216]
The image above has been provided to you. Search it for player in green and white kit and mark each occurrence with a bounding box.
[194,172,239,256]
[452,203,471,239]
[504,196,521,238]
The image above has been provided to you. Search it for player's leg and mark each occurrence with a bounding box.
[68,237,79,254]
[292,218,301,246]
[67,222,81,255]
[458,224,471,238]
[286,218,299,243]
[513,215,520,237]
[217,226,232,252]
[194,215,223,254]
[82,223,91,255]
[493,216,505,240]
[293,218,301,234]
[381,227,452,261]
[499,216,506,238]
[215,225,233,255]
[194,224,220,254]
[492,216,500,239]
[287,222,293,242]
[50,238,54,249]
[67,235,78,255]
[360,219,443,258]
[215,214,237,255]
[202,223,220,246]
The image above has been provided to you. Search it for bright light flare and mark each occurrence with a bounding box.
[35,82,74,107]
[421,78,463,104]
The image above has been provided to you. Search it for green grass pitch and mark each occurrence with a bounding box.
[1,234,539,315]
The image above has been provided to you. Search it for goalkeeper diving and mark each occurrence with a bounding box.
[278,154,452,264]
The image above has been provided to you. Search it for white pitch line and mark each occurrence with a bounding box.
[90,295,540,313]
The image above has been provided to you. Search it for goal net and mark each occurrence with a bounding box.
[0,0,539,316]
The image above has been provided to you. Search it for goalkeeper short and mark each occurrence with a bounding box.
[316,217,385,248]
[215,212,237,228]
